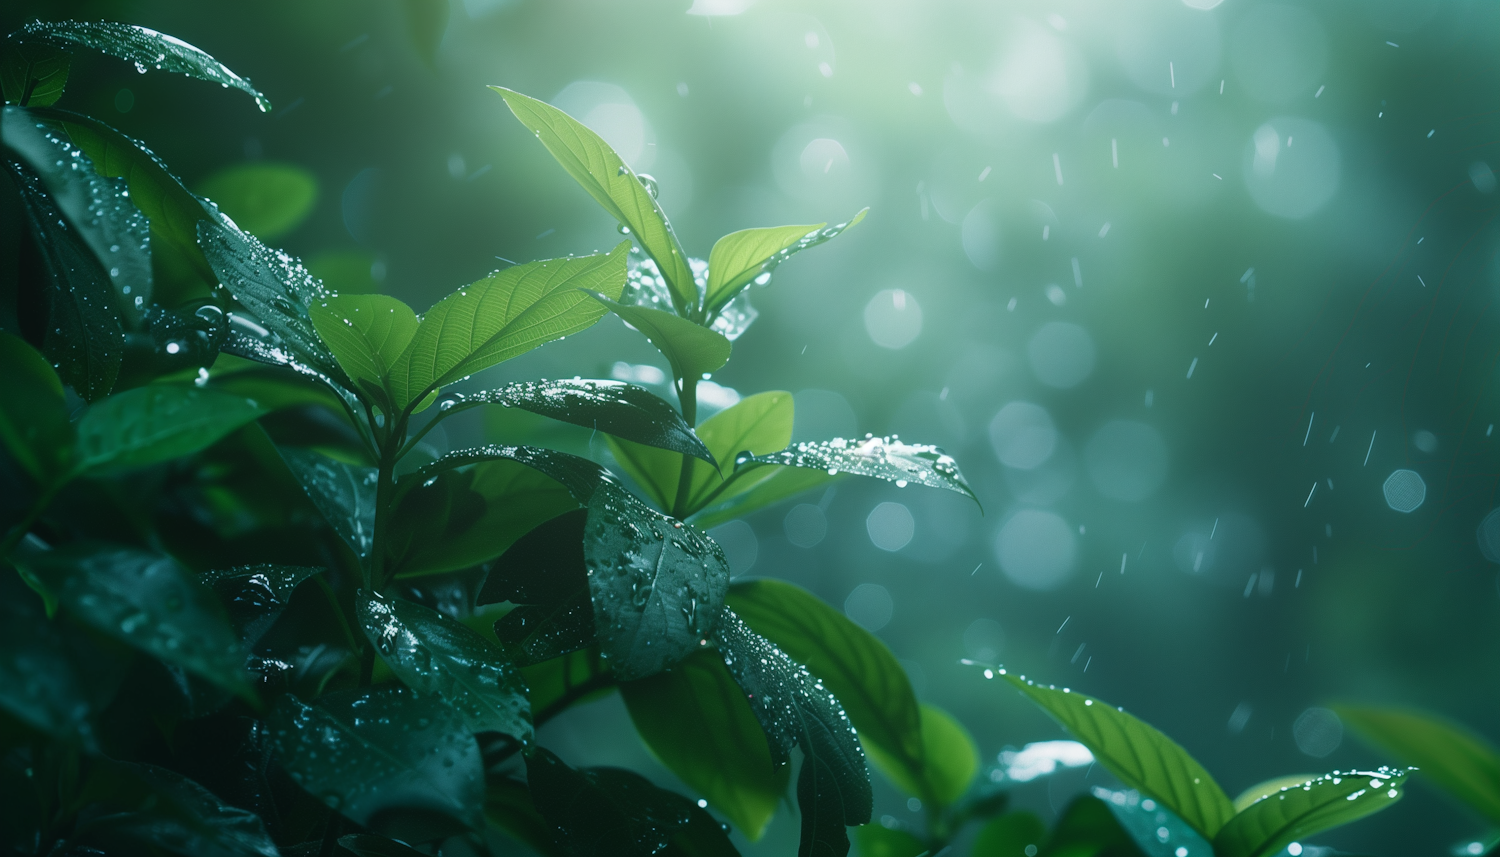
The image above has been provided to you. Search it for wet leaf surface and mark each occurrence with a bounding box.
[0,331,73,483]
[277,446,377,559]
[199,563,323,645]
[587,291,731,386]
[1093,787,1212,857]
[1212,768,1411,857]
[77,762,280,856]
[1335,705,1500,825]
[737,435,978,507]
[196,161,318,241]
[76,384,266,473]
[0,38,71,106]
[482,509,596,665]
[308,293,418,409]
[357,589,532,742]
[269,684,484,830]
[703,209,865,316]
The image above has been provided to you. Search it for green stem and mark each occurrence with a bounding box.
[0,477,68,563]
[671,376,699,519]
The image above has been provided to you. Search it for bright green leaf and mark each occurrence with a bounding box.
[270,685,484,830]
[0,331,72,483]
[588,291,731,386]
[17,20,270,111]
[1232,775,1321,813]
[620,647,789,841]
[493,87,696,315]
[913,704,980,808]
[1212,768,1411,857]
[74,385,265,474]
[16,544,252,699]
[852,824,926,857]
[1,38,70,107]
[197,161,318,240]
[998,675,1235,839]
[1334,705,1500,825]
[703,209,866,317]
[389,243,629,410]
[726,579,922,800]
[358,590,532,742]
[971,811,1047,857]
[739,435,978,507]
[308,294,418,408]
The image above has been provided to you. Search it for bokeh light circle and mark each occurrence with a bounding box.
[1115,1,1222,96]
[1292,707,1343,758]
[990,20,1089,123]
[988,401,1058,470]
[961,199,1003,270]
[1478,508,1500,564]
[994,509,1078,590]
[844,583,894,631]
[1229,5,1329,103]
[963,618,1005,661]
[1027,322,1096,388]
[1242,117,1340,219]
[784,503,827,548]
[1383,469,1426,513]
[867,501,916,551]
[864,289,923,349]
[1085,420,1169,501]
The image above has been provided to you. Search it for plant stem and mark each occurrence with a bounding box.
[671,376,699,518]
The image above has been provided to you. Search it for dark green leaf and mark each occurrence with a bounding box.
[308,293,419,408]
[4,105,152,310]
[75,384,266,473]
[278,446,377,559]
[339,833,427,857]
[863,704,978,808]
[620,647,789,840]
[726,579,923,798]
[442,378,712,463]
[493,87,696,315]
[8,146,124,400]
[17,20,270,111]
[197,161,318,240]
[1094,787,1212,857]
[198,217,354,393]
[1044,795,1147,857]
[998,674,1234,839]
[0,570,123,751]
[703,209,866,316]
[171,717,285,843]
[738,435,978,507]
[389,243,629,410]
[1212,768,1411,857]
[486,776,560,856]
[482,510,596,664]
[522,646,612,716]
[971,811,1047,857]
[712,608,872,857]
[525,746,740,856]
[270,685,484,829]
[0,331,72,483]
[851,824,926,857]
[417,445,728,679]
[389,459,578,578]
[357,589,532,741]
[199,563,323,645]
[689,465,837,530]
[77,762,279,857]
[15,544,251,697]
[1,38,70,107]
[401,0,449,66]
[610,389,791,515]
[588,291,731,385]
[1334,704,1500,824]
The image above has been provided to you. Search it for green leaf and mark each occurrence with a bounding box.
[15,544,251,698]
[0,570,124,751]
[1044,795,1147,857]
[1212,768,1411,857]
[588,291,731,386]
[712,607,872,857]
[971,811,1047,857]
[620,648,789,841]
[1231,775,1322,813]
[76,762,279,857]
[703,209,866,316]
[863,704,979,808]
[725,579,922,799]
[493,87,696,315]
[308,294,419,408]
[389,243,629,410]
[688,466,837,530]
[75,385,266,474]
[401,0,449,66]
[1334,704,1500,824]
[197,161,318,240]
[522,647,611,717]
[417,445,729,680]
[610,389,791,515]
[525,747,741,856]
[739,435,978,507]
[486,776,560,856]
[357,589,532,742]
[441,379,713,463]
[851,824,927,857]
[339,833,428,857]
[199,563,323,646]
[1,38,70,107]
[17,20,270,111]
[998,674,1235,839]
[278,447,377,559]
[0,331,72,483]
[1094,787,1213,857]
[198,217,354,393]
[481,510,595,664]
[390,459,578,578]
[270,685,484,829]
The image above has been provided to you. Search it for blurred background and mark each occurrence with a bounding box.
[4,0,1499,852]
